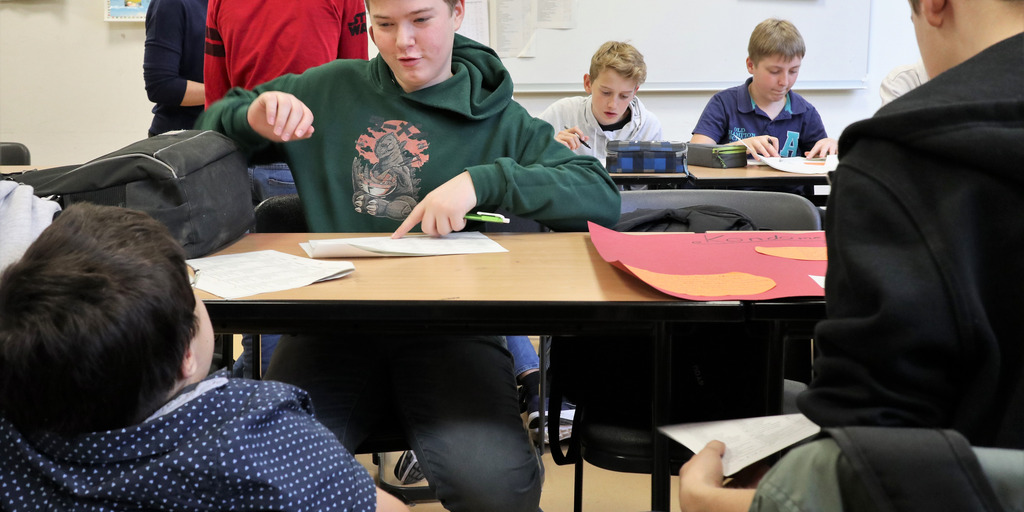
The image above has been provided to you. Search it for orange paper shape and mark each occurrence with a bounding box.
[755,246,828,261]
[624,265,776,298]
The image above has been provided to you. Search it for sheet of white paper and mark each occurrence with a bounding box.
[302,231,509,258]
[535,0,575,29]
[187,250,354,299]
[457,0,490,45]
[810,275,825,288]
[757,154,839,174]
[491,0,535,57]
[659,414,820,477]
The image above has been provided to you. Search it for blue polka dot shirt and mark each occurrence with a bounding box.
[0,371,376,511]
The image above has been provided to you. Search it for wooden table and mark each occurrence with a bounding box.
[199,231,823,511]
[0,165,36,175]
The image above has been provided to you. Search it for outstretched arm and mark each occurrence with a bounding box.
[246,92,316,143]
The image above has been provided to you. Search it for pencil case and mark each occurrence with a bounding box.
[605,140,688,174]
[685,143,748,168]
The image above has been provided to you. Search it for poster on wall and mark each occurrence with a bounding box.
[105,0,150,22]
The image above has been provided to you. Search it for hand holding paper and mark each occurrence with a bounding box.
[660,414,820,477]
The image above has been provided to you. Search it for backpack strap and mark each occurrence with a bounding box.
[827,427,1005,512]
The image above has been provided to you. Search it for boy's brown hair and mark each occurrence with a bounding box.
[748,18,805,64]
[589,41,648,86]
[0,204,197,435]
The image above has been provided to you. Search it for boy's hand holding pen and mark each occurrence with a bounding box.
[556,125,591,150]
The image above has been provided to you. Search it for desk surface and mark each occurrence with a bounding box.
[201,232,746,334]
[0,165,35,175]
[200,230,821,511]
[612,164,829,185]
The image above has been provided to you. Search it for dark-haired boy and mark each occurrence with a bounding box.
[0,203,408,512]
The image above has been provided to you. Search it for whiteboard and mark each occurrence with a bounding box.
[499,0,871,92]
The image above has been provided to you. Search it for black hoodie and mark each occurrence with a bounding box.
[799,33,1024,449]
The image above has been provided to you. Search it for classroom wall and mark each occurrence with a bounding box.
[0,0,920,167]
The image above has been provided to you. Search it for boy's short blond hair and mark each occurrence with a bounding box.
[365,0,459,13]
[589,41,647,86]
[748,19,805,64]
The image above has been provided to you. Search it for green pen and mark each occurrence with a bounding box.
[464,211,510,224]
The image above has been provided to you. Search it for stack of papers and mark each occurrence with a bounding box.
[186,250,354,299]
[660,414,820,476]
[753,154,839,174]
[301,231,508,258]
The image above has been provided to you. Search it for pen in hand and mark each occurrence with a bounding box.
[464,211,510,224]
[563,126,592,149]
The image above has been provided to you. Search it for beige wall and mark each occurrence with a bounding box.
[1,0,919,168]
[1,0,153,166]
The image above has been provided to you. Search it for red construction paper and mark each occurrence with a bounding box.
[588,222,826,301]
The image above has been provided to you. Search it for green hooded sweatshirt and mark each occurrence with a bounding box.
[197,35,620,233]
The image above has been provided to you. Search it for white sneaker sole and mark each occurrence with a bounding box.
[527,408,575,444]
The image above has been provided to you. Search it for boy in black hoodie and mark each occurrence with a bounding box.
[677,0,1024,510]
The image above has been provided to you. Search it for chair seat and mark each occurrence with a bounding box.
[578,421,691,474]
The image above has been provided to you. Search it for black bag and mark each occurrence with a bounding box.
[9,130,253,258]
[686,143,748,168]
[614,205,757,233]
[827,427,1006,512]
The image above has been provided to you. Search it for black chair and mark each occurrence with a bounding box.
[253,193,309,233]
[550,189,822,512]
[251,193,434,503]
[0,142,31,165]
[619,189,822,231]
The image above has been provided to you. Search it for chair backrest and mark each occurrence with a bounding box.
[254,194,308,233]
[0,142,31,165]
[619,189,822,231]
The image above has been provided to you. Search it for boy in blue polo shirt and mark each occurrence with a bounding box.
[690,18,837,159]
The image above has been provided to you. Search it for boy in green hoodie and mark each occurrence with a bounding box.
[197,0,620,510]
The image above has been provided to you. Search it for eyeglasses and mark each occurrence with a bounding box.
[187,264,201,288]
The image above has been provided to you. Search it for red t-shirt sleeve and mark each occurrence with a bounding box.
[203,0,231,107]
[337,0,368,60]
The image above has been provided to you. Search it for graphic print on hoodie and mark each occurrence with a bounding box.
[352,118,429,220]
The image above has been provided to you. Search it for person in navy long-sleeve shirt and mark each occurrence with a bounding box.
[143,0,206,136]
